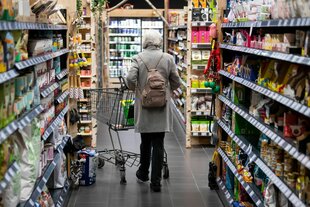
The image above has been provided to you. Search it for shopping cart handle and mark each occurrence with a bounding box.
[119,76,129,90]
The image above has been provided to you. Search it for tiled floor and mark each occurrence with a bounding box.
[68,117,224,207]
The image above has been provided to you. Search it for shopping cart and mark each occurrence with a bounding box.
[86,77,169,184]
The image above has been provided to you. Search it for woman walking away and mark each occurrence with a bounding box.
[126,30,181,192]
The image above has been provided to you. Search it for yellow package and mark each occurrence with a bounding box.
[192,0,199,8]
[199,0,207,8]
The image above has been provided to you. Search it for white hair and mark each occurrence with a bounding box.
[142,30,163,49]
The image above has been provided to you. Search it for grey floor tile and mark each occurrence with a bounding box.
[68,120,224,207]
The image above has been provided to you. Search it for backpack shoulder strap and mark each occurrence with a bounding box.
[138,53,164,72]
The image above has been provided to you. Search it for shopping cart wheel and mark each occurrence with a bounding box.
[120,169,127,185]
[163,163,169,179]
[98,158,105,169]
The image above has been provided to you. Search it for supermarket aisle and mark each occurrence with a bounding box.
[68,118,223,207]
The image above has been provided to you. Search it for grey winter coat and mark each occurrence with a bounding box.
[126,46,181,133]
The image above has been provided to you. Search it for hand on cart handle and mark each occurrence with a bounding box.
[119,76,129,91]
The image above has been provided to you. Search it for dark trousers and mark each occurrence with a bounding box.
[139,132,165,184]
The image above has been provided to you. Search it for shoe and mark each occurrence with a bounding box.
[136,170,149,183]
[150,183,161,192]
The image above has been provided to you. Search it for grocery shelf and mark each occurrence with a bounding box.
[78,99,88,102]
[41,82,59,98]
[218,95,310,170]
[109,33,139,37]
[174,98,185,106]
[110,49,137,52]
[79,109,90,113]
[0,21,67,31]
[0,105,44,144]
[168,25,187,30]
[77,132,92,136]
[222,17,310,28]
[18,105,44,130]
[177,65,183,71]
[180,78,187,87]
[216,177,234,205]
[78,27,91,30]
[217,119,306,207]
[56,69,68,80]
[171,99,185,123]
[192,43,211,49]
[217,148,264,207]
[42,106,69,141]
[24,136,69,207]
[54,180,70,207]
[109,41,140,44]
[219,70,310,117]
[0,121,18,144]
[168,49,178,55]
[142,26,163,29]
[191,131,212,137]
[80,120,92,124]
[81,87,91,90]
[191,88,212,93]
[0,69,19,84]
[168,37,179,42]
[109,26,140,29]
[15,49,69,70]
[192,21,212,27]
[56,90,69,104]
[192,64,206,70]
[0,161,20,194]
[81,40,92,43]
[220,44,310,66]
[181,62,187,68]
[191,111,211,116]
[110,57,131,60]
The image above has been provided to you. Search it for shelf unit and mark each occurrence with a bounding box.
[216,177,234,205]
[76,2,97,147]
[0,14,71,205]
[217,148,264,207]
[24,136,70,207]
[217,16,310,207]
[185,1,214,148]
[217,119,306,207]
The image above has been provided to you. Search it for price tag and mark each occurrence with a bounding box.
[296,154,305,162]
[193,132,198,136]
[289,147,297,155]
[279,139,286,147]
[271,133,277,140]
[274,137,281,143]
[284,144,292,152]
[301,156,309,165]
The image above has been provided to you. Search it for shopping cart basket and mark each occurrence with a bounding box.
[86,77,169,184]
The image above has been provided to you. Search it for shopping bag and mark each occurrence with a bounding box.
[208,151,219,190]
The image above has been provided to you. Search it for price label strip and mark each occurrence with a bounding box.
[217,148,264,207]
[0,162,20,194]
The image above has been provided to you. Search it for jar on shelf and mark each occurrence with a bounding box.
[85,33,91,40]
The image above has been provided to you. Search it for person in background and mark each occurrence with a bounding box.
[126,30,181,192]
